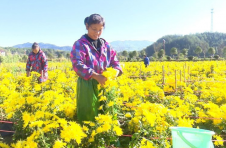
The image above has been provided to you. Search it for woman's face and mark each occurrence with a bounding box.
[86,23,104,40]
[32,46,39,54]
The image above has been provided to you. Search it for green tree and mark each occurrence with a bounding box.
[122,51,128,57]
[181,48,189,56]
[21,55,28,63]
[128,52,133,60]
[170,47,178,58]
[0,56,4,64]
[200,41,209,59]
[158,49,165,59]
[49,53,54,60]
[152,52,158,59]
[208,47,215,57]
[132,51,138,58]
[223,47,226,58]
[66,53,70,60]
[58,53,63,58]
[140,50,146,57]
[178,53,184,60]
[194,46,202,57]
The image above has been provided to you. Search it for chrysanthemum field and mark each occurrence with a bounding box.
[0,61,225,148]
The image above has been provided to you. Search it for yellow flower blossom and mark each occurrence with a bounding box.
[53,140,67,148]
[107,101,114,107]
[0,142,10,148]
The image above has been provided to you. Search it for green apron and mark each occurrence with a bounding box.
[76,77,100,124]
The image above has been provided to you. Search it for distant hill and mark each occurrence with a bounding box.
[144,32,226,57]
[13,40,153,52]
[14,42,72,51]
[110,40,153,52]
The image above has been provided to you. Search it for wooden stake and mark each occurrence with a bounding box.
[140,64,141,79]
[180,70,182,82]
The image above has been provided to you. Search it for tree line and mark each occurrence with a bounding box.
[0,47,70,63]
[118,32,226,61]
[2,32,226,63]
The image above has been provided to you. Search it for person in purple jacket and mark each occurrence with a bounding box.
[70,14,122,124]
[26,42,48,82]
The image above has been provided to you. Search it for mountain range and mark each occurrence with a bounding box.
[14,42,72,51]
[144,32,226,57]
[13,40,153,52]
[110,40,153,52]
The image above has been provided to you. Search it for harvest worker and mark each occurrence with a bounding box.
[70,14,122,124]
[26,42,48,82]
[143,55,150,67]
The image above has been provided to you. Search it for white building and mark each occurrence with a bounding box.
[0,50,6,56]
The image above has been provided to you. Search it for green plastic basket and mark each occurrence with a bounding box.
[170,127,215,148]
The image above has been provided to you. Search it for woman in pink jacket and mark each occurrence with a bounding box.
[70,14,122,124]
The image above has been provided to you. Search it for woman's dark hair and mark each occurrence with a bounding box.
[32,42,39,49]
[84,14,105,27]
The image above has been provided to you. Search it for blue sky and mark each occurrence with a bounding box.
[0,0,226,47]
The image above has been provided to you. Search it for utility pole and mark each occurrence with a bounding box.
[211,9,214,32]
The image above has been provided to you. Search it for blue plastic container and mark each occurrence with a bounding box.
[170,127,215,148]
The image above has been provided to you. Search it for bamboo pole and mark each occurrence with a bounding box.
[180,70,182,98]
[175,70,177,92]
[184,65,186,84]
[180,70,182,82]
[41,70,43,80]
[1,108,3,120]
[162,66,165,85]
[41,70,43,93]
[188,66,190,83]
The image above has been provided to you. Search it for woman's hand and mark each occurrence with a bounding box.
[91,72,107,86]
